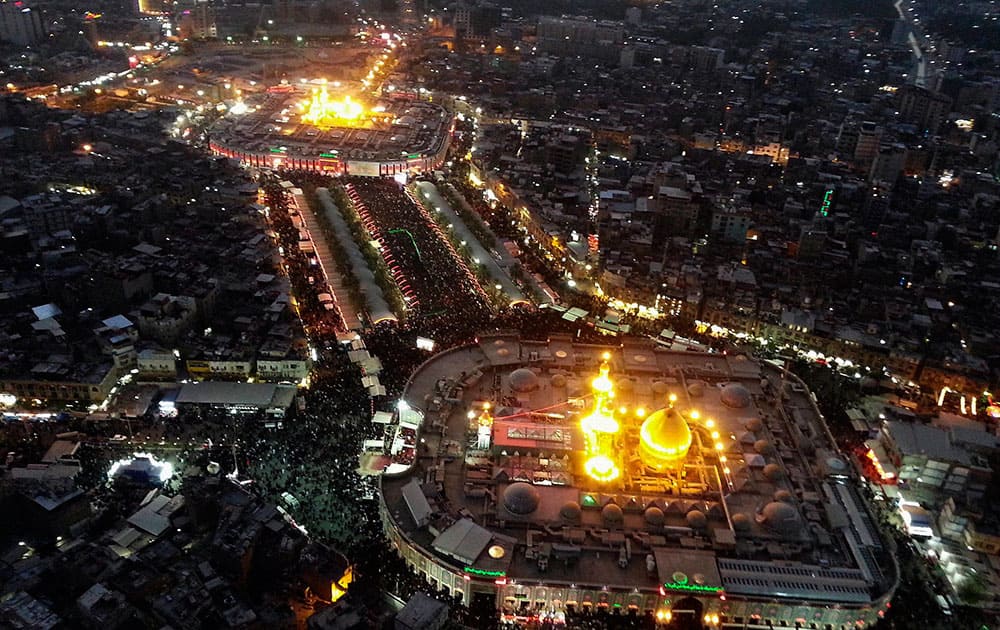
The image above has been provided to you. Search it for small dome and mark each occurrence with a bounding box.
[763,463,784,481]
[503,482,540,515]
[618,379,634,393]
[744,418,764,433]
[761,501,801,535]
[754,439,775,455]
[773,489,794,503]
[509,368,539,393]
[731,513,752,532]
[644,506,665,526]
[721,383,752,408]
[687,381,705,398]
[686,510,707,529]
[652,381,670,395]
[602,503,623,524]
[560,501,581,522]
[551,373,567,388]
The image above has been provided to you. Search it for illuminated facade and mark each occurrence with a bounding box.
[379,334,897,629]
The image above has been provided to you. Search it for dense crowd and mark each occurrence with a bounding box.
[347,176,493,322]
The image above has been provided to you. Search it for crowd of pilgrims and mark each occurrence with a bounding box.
[225,175,667,628]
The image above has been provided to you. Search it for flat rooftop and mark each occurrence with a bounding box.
[175,382,295,409]
[380,334,894,606]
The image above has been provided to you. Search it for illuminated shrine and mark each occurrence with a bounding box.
[300,85,366,127]
[639,398,693,472]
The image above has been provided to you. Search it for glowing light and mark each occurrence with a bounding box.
[585,455,620,482]
[662,578,723,594]
[581,357,621,483]
[228,100,249,116]
[301,85,366,127]
[464,566,505,577]
[329,565,353,603]
[865,448,895,480]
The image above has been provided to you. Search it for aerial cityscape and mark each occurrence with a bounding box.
[0,0,998,628]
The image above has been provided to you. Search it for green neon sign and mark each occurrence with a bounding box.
[464,567,505,577]
[407,153,421,159]
[269,146,287,154]
[662,581,723,593]
[820,189,833,217]
[320,152,339,158]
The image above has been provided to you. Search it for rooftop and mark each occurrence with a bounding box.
[380,334,893,605]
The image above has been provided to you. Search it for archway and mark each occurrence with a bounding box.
[671,596,704,630]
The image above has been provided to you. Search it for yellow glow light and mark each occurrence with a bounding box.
[711,431,720,439]
[582,410,618,435]
[636,407,646,417]
[668,393,677,405]
[301,85,365,127]
[715,442,724,451]
[581,357,621,483]
[584,455,620,482]
[690,410,700,420]
[705,418,715,428]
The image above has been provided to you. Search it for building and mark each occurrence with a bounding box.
[76,583,135,630]
[378,334,896,629]
[0,358,117,403]
[136,293,198,345]
[711,210,751,243]
[689,46,725,73]
[852,122,882,171]
[0,0,46,47]
[877,421,994,504]
[897,85,952,134]
[395,592,448,630]
[137,348,178,380]
[172,381,297,417]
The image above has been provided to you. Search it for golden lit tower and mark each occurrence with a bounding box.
[581,353,621,483]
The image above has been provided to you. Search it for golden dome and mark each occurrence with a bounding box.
[639,406,692,472]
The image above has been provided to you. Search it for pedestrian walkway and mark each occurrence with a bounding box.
[291,189,363,331]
